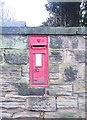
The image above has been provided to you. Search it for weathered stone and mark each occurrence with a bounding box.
[49,51,63,64]
[76,63,85,82]
[0,49,4,63]
[17,82,45,96]
[0,64,21,79]
[62,36,85,49]
[57,96,78,109]
[46,85,72,96]
[50,36,62,49]
[74,83,85,93]
[1,112,12,118]
[4,50,29,64]
[13,111,39,118]
[21,65,29,77]
[1,35,28,49]
[71,36,79,49]
[49,72,64,84]
[62,36,71,49]
[77,36,85,49]
[0,84,18,92]
[45,109,79,118]
[26,96,56,111]
[64,66,78,81]
[0,101,25,109]
[49,64,59,73]
[74,50,85,63]
[79,96,85,110]
[49,73,59,79]
[1,96,26,102]
[1,27,87,35]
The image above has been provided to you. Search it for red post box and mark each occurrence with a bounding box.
[29,35,48,87]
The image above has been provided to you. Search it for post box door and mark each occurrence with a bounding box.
[32,53,46,84]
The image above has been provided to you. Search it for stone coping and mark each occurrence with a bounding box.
[47,0,82,2]
[0,27,87,35]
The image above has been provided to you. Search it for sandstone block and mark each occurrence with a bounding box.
[57,96,78,109]
[4,50,29,65]
[1,35,28,49]
[26,96,56,111]
[46,85,72,96]
[50,36,62,49]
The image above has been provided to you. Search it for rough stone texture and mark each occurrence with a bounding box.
[64,66,78,81]
[4,50,29,65]
[49,50,64,64]
[26,96,56,111]
[74,50,85,63]
[78,96,85,110]
[17,83,45,96]
[12,111,39,119]
[0,49,4,63]
[49,73,59,79]
[73,83,85,93]
[1,35,28,49]
[45,109,80,118]
[57,96,78,109]
[49,64,59,73]
[0,33,86,119]
[46,85,73,96]
[21,64,29,77]
[1,27,87,35]
[50,36,62,49]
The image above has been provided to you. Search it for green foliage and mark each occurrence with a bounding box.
[43,2,80,27]
[80,1,87,27]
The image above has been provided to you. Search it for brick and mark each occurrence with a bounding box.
[26,96,56,111]
[4,50,29,65]
[50,36,62,49]
[46,85,72,96]
[1,35,28,49]
[57,96,78,109]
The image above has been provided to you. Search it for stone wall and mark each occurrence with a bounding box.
[0,27,87,119]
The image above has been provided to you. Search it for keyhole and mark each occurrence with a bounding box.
[35,67,39,72]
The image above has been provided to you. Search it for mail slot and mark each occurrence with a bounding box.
[29,35,48,87]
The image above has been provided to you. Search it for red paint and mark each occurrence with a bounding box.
[29,35,48,87]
